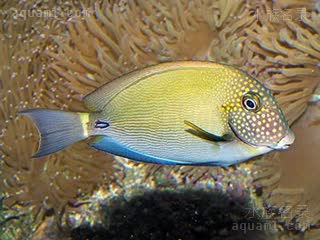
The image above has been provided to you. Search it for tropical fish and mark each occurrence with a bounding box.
[20,61,294,166]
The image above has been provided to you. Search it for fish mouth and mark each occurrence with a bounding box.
[269,130,295,150]
[270,144,290,150]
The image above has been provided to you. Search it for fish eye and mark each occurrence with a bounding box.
[241,92,261,112]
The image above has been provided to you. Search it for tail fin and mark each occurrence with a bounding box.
[19,109,89,158]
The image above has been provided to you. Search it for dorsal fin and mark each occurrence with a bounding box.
[83,61,225,111]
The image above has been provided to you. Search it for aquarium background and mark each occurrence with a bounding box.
[0,0,319,239]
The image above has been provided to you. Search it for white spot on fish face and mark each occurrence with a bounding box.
[226,76,292,148]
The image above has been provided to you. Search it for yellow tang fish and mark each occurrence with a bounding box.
[20,61,294,166]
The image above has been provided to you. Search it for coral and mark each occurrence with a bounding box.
[0,195,36,240]
[71,189,271,240]
[60,156,261,231]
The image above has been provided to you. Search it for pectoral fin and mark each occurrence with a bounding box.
[184,120,233,142]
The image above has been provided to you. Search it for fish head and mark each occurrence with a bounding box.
[223,78,295,150]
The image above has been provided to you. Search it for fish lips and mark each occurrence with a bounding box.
[269,130,295,150]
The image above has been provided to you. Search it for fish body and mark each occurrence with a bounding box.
[20,61,294,166]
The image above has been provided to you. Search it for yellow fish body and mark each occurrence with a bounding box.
[20,61,294,166]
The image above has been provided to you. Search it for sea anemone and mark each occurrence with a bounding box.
[48,0,319,128]
[247,1,320,235]
[1,0,320,239]
[0,2,115,237]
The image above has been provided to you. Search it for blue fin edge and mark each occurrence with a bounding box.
[90,136,219,166]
